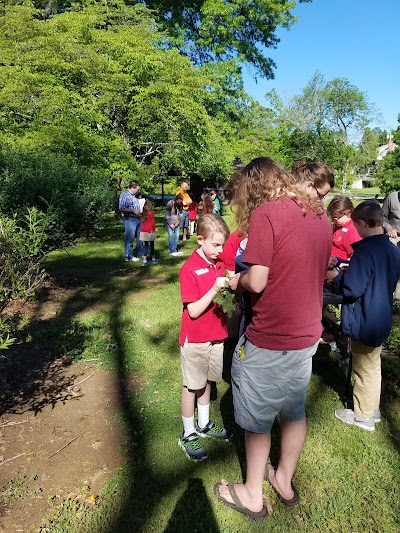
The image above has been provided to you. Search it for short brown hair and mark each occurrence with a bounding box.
[351,200,383,228]
[196,214,230,242]
[327,195,354,220]
[129,180,140,189]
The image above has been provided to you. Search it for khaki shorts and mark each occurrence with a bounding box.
[180,339,224,390]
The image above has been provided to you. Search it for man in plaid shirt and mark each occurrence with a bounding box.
[119,180,143,261]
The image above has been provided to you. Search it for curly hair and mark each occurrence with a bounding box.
[232,157,296,234]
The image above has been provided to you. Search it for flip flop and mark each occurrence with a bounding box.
[265,464,300,506]
[213,481,268,521]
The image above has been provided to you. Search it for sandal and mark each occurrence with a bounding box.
[213,482,268,521]
[265,464,300,506]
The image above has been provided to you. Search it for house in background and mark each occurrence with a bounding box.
[352,136,398,189]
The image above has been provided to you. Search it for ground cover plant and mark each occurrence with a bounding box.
[1,207,400,532]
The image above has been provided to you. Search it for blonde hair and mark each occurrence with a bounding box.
[196,214,230,242]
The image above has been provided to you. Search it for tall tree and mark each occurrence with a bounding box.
[23,0,314,78]
[266,72,378,185]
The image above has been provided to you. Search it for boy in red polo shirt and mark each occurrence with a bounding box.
[178,214,233,461]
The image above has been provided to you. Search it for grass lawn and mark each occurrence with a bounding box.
[13,208,400,531]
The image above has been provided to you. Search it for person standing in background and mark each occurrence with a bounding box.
[119,180,143,262]
[176,182,192,241]
[382,191,400,299]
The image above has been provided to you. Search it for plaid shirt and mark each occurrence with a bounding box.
[119,190,140,217]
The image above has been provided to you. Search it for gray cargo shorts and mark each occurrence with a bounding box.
[231,335,318,433]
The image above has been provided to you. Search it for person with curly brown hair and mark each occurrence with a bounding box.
[214,158,334,520]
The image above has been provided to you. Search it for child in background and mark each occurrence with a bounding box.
[178,214,233,461]
[210,190,221,214]
[188,192,198,236]
[335,201,400,431]
[327,195,361,267]
[139,198,158,266]
[199,191,214,215]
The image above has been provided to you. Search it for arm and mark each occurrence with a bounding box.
[382,196,397,237]
[119,193,141,216]
[341,253,373,300]
[186,277,227,319]
[229,264,269,294]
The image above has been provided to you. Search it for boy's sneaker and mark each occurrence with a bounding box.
[152,258,159,264]
[335,409,375,431]
[141,261,148,267]
[125,256,140,262]
[374,409,381,423]
[195,420,233,441]
[178,431,208,462]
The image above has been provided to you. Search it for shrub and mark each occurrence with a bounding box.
[0,149,114,248]
[0,207,51,349]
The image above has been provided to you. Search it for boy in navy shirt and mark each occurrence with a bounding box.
[335,201,400,431]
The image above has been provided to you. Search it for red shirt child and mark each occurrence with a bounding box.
[141,210,156,233]
[188,201,198,221]
[179,251,227,345]
[331,219,361,261]
[219,229,246,273]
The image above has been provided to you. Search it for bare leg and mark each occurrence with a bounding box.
[218,431,270,513]
[269,418,306,500]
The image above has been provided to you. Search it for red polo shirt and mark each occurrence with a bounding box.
[179,250,227,345]
[331,219,361,261]
[219,229,246,272]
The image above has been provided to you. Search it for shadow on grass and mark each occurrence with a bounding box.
[164,478,220,533]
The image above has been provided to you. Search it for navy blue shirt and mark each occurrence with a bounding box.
[341,234,400,347]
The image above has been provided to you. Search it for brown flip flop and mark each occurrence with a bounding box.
[213,482,268,521]
[265,464,300,506]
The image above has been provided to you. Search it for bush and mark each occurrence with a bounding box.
[0,149,114,248]
[0,207,51,349]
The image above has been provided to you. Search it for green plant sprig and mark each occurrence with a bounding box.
[213,272,237,317]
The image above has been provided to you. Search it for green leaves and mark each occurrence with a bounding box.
[213,274,237,318]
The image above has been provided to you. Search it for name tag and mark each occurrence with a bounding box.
[342,228,348,233]
[195,268,209,275]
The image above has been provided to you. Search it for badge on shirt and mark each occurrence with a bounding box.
[342,228,348,232]
[195,268,209,275]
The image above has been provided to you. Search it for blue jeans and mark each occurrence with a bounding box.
[166,223,180,253]
[123,218,143,259]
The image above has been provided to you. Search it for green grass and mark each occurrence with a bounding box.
[19,210,400,532]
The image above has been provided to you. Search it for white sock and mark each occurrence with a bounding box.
[182,415,196,437]
[197,403,210,429]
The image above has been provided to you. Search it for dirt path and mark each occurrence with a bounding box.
[0,362,128,532]
[0,277,140,533]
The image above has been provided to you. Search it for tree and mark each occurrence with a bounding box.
[266,72,378,185]
[0,2,240,197]
[25,0,314,78]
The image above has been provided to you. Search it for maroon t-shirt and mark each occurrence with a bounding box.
[243,197,332,350]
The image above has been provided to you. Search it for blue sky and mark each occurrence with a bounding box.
[242,0,399,132]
